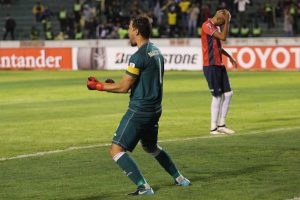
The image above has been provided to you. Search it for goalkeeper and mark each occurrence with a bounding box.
[87,16,190,196]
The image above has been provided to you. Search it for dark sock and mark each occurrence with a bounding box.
[116,153,146,186]
[155,149,180,179]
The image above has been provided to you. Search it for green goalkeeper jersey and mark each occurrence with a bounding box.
[125,42,164,112]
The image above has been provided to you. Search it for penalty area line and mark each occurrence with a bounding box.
[1,126,300,162]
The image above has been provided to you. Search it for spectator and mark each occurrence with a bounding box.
[284,7,294,36]
[283,0,293,8]
[3,0,11,7]
[67,13,76,34]
[197,26,202,37]
[42,18,52,32]
[128,0,143,19]
[289,2,298,34]
[30,25,40,40]
[240,24,250,37]
[82,4,94,38]
[251,23,262,37]
[264,0,274,29]
[96,23,110,39]
[178,0,191,36]
[230,22,240,37]
[188,3,200,37]
[167,9,178,37]
[55,32,67,40]
[276,0,285,18]
[201,4,211,22]
[75,26,84,39]
[45,27,54,40]
[234,0,250,27]
[107,23,119,39]
[58,5,68,33]
[153,0,163,25]
[254,2,265,24]
[40,6,54,23]
[298,0,300,18]
[218,0,227,9]
[151,23,160,38]
[73,0,83,24]
[66,26,75,39]
[117,23,128,39]
[32,1,44,22]
[298,0,300,34]
[2,14,16,40]
[162,0,176,12]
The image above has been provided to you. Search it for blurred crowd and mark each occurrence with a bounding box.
[229,0,300,37]
[1,0,300,40]
[30,0,204,40]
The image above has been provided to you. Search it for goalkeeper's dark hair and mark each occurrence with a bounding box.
[131,15,152,39]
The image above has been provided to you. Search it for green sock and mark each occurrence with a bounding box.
[116,153,146,186]
[155,149,180,179]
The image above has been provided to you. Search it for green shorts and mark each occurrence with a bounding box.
[112,108,162,152]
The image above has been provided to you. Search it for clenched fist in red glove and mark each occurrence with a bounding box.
[88,76,99,82]
[87,76,104,91]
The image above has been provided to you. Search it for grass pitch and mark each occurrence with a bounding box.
[0,70,300,200]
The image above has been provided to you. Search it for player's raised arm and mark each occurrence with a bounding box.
[212,9,230,41]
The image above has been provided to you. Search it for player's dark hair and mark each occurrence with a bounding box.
[131,16,152,39]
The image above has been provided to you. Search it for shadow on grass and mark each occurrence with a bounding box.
[65,193,118,200]
[65,165,276,200]
[187,164,277,183]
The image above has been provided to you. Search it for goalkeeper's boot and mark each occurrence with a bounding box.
[218,125,235,134]
[210,128,226,135]
[175,175,191,186]
[128,184,154,195]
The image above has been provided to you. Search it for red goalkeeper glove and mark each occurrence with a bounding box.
[87,76,104,91]
[88,76,99,82]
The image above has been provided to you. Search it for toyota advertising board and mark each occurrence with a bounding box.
[223,46,300,70]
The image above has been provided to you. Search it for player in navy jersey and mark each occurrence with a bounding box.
[87,16,190,196]
[201,9,238,135]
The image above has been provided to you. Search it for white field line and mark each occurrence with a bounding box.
[287,197,300,200]
[1,126,300,162]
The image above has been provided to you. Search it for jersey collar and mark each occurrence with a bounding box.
[208,18,215,25]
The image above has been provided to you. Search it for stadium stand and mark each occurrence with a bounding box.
[0,0,74,40]
[0,0,299,40]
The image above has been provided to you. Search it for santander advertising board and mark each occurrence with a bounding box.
[0,48,72,70]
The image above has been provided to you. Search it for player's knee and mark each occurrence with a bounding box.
[141,145,155,153]
[142,145,162,157]
[225,91,233,97]
[109,144,125,158]
[212,95,222,101]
